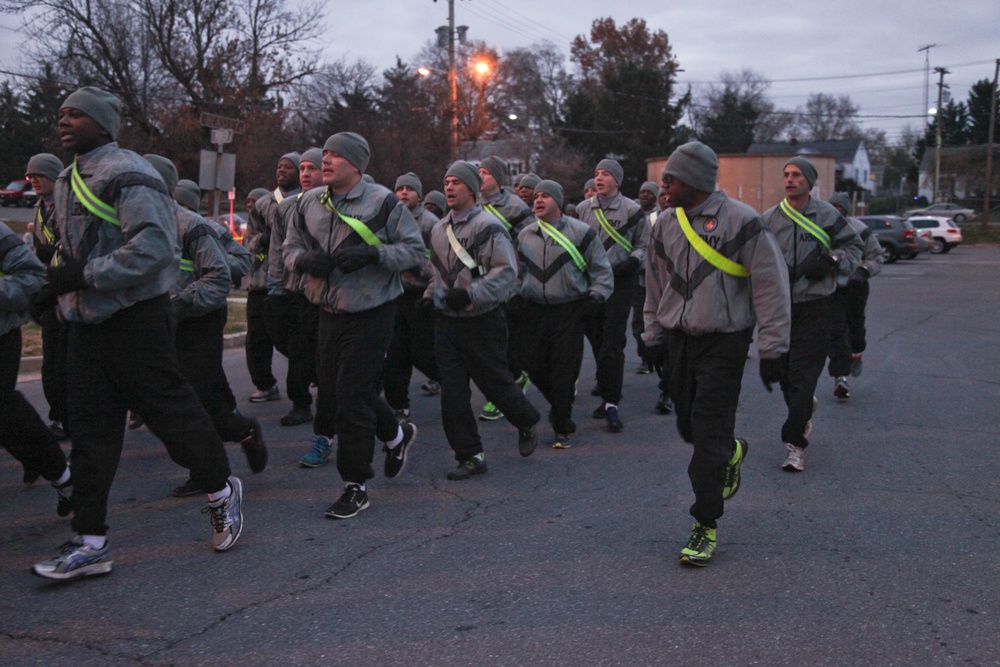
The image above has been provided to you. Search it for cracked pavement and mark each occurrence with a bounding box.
[2,247,999,666]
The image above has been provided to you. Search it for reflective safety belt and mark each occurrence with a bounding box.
[273,187,285,204]
[483,204,511,231]
[538,219,586,272]
[36,205,56,243]
[71,160,119,226]
[180,258,195,273]
[780,199,830,250]
[591,198,633,253]
[445,223,483,276]
[320,190,382,246]
[676,208,749,278]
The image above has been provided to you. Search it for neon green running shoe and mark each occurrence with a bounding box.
[479,402,503,421]
[679,522,716,567]
[722,438,748,500]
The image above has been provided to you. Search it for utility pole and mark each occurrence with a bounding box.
[983,59,999,230]
[918,44,937,118]
[933,67,949,204]
[434,0,462,161]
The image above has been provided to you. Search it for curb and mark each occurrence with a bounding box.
[20,331,247,375]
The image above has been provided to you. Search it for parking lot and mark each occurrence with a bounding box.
[2,247,999,666]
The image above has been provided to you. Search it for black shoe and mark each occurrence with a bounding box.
[325,484,370,519]
[240,418,268,474]
[592,402,607,419]
[384,423,416,479]
[518,424,538,457]
[605,405,623,433]
[393,409,410,424]
[53,478,73,517]
[446,454,487,481]
[127,412,144,430]
[279,405,313,427]
[172,478,204,497]
[655,393,673,415]
[49,421,68,441]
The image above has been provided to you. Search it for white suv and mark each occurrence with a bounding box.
[907,216,963,254]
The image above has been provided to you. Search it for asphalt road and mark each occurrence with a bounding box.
[2,248,999,666]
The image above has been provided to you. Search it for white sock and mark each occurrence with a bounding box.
[82,534,107,549]
[605,402,617,410]
[385,425,404,449]
[207,483,231,503]
[54,467,71,486]
[348,483,366,492]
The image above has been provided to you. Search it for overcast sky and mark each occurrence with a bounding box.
[2,0,998,145]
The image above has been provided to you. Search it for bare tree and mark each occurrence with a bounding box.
[794,93,862,141]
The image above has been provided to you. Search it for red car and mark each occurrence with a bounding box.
[0,179,37,207]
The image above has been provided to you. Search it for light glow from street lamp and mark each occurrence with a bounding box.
[418,67,432,77]
[474,60,490,76]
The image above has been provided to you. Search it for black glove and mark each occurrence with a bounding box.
[759,356,786,393]
[802,254,837,281]
[296,251,338,278]
[583,291,604,318]
[613,256,641,277]
[331,245,379,274]
[444,288,472,311]
[46,260,88,295]
[257,233,270,252]
[415,296,436,313]
[35,244,56,265]
[848,266,869,284]
[642,342,666,368]
[29,284,59,324]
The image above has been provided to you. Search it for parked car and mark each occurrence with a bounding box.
[907,216,963,254]
[0,179,34,207]
[903,203,977,223]
[857,215,921,263]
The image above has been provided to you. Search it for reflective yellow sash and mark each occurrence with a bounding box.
[320,189,382,247]
[483,204,511,231]
[676,208,749,278]
[591,198,633,253]
[71,160,119,226]
[538,219,586,272]
[780,199,830,250]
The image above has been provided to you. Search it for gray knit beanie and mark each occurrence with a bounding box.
[247,188,269,203]
[595,159,623,186]
[785,156,817,187]
[513,174,523,188]
[25,153,63,181]
[323,132,370,173]
[174,180,202,212]
[446,160,482,198]
[480,156,509,187]
[424,190,447,213]
[143,154,179,193]
[664,141,718,193]
[640,181,659,196]
[61,87,121,141]
[394,172,423,198]
[828,192,851,214]
[534,180,564,210]
[584,178,596,192]
[280,152,301,169]
[299,147,323,168]
[519,173,541,190]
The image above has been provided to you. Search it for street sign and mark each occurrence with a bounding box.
[211,128,234,146]
[198,150,236,191]
[199,112,246,134]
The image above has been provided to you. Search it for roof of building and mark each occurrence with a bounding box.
[747,138,865,162]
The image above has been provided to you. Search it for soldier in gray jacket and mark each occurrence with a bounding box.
[144,155,267,497]
[761,157,863,472]
[29,88,243,580]
[0,222,72,514]
[515,180,613,448]
[576,159,650,433]
[283,132,422,519]
[825,193,883,400]
[422,161,541,481]
[644,141,791,566]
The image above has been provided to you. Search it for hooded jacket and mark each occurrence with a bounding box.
[244,185,300,293]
